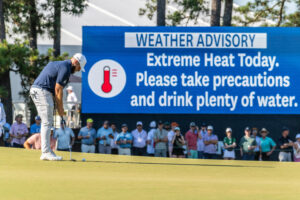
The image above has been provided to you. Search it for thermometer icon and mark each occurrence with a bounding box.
[101,66,112,93]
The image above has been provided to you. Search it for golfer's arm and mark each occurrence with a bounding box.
[55,83,64,117]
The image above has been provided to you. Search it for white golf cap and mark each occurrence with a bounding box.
[66,85,73,91]
[73,53,87,72]
[207,125,213,130]
[136,121,143,126]
[150,121,156,128]
[296,133,300,139]
[226,127,232,132]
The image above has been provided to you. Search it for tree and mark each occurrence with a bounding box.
[233,0,290,27]
[157,0,166,26]
[42,0,87,57]
[139,0,208,26]
[223,0,233,26]
[0,0,5,41]
[210,0,221,26]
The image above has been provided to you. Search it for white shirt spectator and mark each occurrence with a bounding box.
[168,130,175,147]
[147,128,156,154]
[0,101,6,137]
[66,87,78,110]
[132,128,147,148]
[254,136,261,152]
[110,130,119,149]
[54,127,75,150]
[197,130,206,152]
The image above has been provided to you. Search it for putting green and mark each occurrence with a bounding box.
[0,147,299,200]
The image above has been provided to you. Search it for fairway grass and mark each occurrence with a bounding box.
[0,147,299,200]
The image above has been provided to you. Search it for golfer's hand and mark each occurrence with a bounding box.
[266,151,272,156]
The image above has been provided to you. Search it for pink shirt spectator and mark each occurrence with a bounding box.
[27,134,57,151]
[185,130,198,150]
[10,122,29,145]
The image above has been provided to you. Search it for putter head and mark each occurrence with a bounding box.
[70,159,77,162]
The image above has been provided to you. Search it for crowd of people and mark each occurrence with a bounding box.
[1,113,300,162]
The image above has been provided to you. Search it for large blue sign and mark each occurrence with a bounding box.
[82,26,300,114]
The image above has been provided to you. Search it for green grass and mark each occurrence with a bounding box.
[0,147,299,200]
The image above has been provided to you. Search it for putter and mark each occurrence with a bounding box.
[69,145,76,162]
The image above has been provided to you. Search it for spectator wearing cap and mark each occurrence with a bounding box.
[116,124,133,155]
[168,122,178,157]
[10,114,29,148]
[223,127,236,160]
[185,122,200,159]
[293,134,300,162]
[197,123,207,159]
[164,122,171,131]
[239,127,257,160]
[96,121,113,154]
[251,127,261,160]
[203,125,218,159]
[154,121,168,157]
[24,128,56,151]
[278,127,293,162]
[78,118,96,153]
[53,121,75,151]
[110,123,119,155]
[30,116,41,135]
[147,121,156,156]
[66,85,78,127]
[131,121,147,156]
[172,127,185,158]
[259,128,276,161]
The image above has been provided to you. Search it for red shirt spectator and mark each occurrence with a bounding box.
[185,129,198,150]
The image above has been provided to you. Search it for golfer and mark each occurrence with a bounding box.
[30,53,86,160]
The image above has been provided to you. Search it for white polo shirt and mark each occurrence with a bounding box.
[131,129,147,148]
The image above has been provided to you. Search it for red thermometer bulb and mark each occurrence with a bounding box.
[101,66,112,93]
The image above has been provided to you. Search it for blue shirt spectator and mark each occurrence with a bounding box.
[116,132,133,149]
[79,126,96,145]
[30,116,41,135]
[54,125,75,150]
[97,126,113,145]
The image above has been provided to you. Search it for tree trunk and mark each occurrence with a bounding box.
[0,71,12,124]
[157,0,166,26]
[0,0,5,41]
[53,0,61,57]
[210,0,221,26]
[28,0,38,49]
[223,0,233,26]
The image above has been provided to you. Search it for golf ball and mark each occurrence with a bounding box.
[82,158,86,162]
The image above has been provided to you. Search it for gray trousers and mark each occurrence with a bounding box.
[155,149,167,157]
[98,144,111,154]
[30,87,53,154]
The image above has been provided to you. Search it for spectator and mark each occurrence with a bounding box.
[66,86,78,127]
[116,124,132,156]
[0,97,6,138]
[168,122,178,157]
[239,127,257,160]
[96,121,113,154]
[293,134,300,162]
[132,121,147,156]
[197,123,207,159]
[54,121,75,151]
[3,123,11,147]
[10,114,28,148]
[164,121,171,131]
[30,116,41,135]
[185,122,199,159]
[24,128,56,151]
[278,127,294,162]
[259,128,276,161]
[203,125,218,159]
[110,123,119,155]
[252,127,261,160]
[172,127,185,158]
[223,127,236,160]
[154,121,168,157]
[147,121,156,156]
[78,118,96,153]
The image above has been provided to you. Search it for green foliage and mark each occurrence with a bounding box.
[139,0,208,26]
[233,0,291,27]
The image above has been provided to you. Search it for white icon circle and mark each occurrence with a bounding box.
[88,59,126,98]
